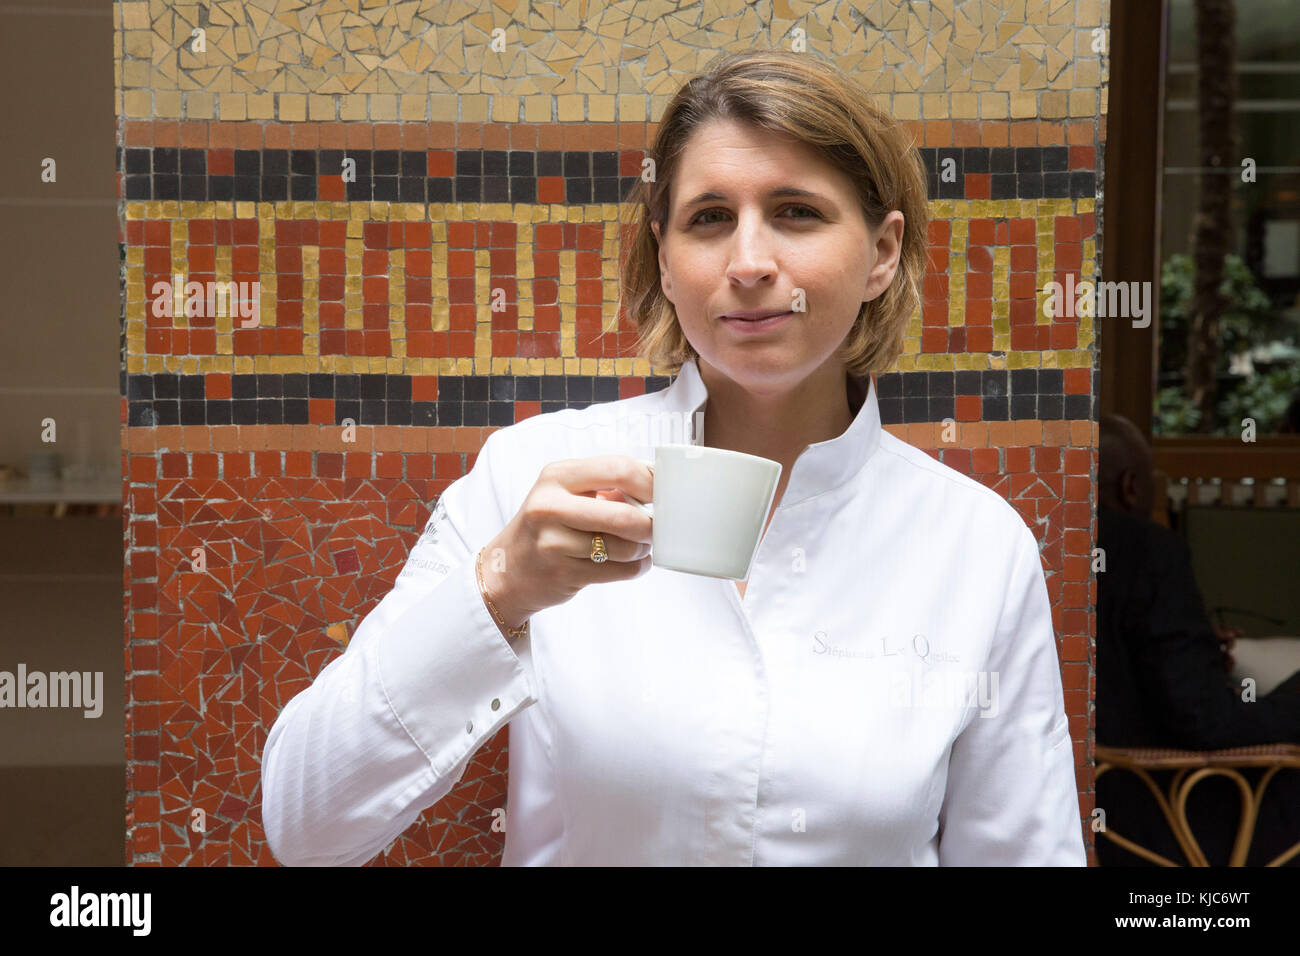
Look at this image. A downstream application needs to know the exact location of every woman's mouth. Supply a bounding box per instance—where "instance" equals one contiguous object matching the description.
[720,311,796,333]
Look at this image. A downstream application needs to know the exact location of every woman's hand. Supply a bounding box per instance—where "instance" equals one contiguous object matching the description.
[478,455,654,628]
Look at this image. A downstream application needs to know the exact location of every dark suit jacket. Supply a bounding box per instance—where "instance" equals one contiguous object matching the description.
[1097,505,1300,750]
[1096,505,1300,865]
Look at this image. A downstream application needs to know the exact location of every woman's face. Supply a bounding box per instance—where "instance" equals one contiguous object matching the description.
[651,118,903,394]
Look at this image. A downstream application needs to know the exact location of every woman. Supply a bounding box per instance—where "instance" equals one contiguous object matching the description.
[261,50,1086,866]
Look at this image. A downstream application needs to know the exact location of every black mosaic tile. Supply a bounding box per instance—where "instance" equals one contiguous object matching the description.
[878,396,902,425]
[875,372,902,399]
[283,374,309,398]
[955,370,982,395]
[962,147,989,174]
[153,373,179,399]
[234,150,260,176]
[122,368,1094,429]
[153,147,178,173]
[1015,147,1040,174]
[386,376,411,402]
[152,401,179,425]
[982,396,1009,420]
[125,148,150,174]
[926,371,954,397]
[1042,146,1069,172]
[123,147,1092,202]
[429,178,454,202]
[154,176,179,200]
[594,377,620,402]
[1010,393,1037,418]
[335,375,360,400]
[335,399,360,425]
[180,400,205,425]
[179,376,204,400]
[386,399,411,426]
[929,395,955,421]
[937,147,964,178]
[1064,394,1091,419]
[411,402,437,426]
[232,399,257,425]
[1038,394,1064,419]
[513,377,539,401]
[455,152,481,176]
[1070,171,1096,198]
[991,173,1017,199]
[373,150,399,176]
[263,151,288,175]
[129,376,153,400]
[980,370,1008,399]
[257,398,283,424]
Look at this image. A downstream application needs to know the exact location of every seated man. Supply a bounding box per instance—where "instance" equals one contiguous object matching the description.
[1096,413,1300,866]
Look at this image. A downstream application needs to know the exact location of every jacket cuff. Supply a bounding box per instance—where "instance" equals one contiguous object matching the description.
[375,557,536,779]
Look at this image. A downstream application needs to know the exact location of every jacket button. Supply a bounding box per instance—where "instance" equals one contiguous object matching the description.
[465,720,473,733]
[491,698,501,711]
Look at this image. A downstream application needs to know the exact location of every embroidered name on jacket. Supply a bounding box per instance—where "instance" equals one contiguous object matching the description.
[811,631,998,717]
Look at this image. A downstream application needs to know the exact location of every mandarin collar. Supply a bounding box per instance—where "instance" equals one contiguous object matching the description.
[657,356,883,507]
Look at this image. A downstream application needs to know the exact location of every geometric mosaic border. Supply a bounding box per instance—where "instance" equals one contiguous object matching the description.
[118,146,1097,203]
[122,198,1098,377]
[122,367,1100,428]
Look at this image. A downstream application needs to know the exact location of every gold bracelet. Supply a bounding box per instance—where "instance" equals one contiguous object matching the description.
[475,546,530,642]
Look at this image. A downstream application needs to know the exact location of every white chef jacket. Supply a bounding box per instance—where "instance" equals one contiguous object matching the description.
[260,356,1087,866]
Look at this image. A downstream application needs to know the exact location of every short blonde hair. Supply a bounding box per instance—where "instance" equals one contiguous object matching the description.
[619,49,929,378]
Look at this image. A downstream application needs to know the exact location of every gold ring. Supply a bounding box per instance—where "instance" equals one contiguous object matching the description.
[590,534,608,563]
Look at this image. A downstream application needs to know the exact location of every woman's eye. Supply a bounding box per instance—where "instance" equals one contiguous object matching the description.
[688,205,820,226]
[784,205,820,219]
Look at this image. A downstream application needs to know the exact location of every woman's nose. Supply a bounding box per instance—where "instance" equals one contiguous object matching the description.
[726,219,778,283]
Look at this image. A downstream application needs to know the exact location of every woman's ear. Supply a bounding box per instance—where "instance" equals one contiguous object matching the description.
[862,211,905,305]
[651,220,673,303]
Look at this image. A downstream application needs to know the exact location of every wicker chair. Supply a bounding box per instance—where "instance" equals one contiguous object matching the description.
[1095,743,1300,866]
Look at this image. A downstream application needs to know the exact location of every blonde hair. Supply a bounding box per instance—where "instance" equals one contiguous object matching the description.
[619,49,929,378]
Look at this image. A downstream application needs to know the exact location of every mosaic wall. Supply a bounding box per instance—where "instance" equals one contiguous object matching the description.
[118,0,1109,866]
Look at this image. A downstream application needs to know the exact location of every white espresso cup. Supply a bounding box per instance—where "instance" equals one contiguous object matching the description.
[621,444,782,580]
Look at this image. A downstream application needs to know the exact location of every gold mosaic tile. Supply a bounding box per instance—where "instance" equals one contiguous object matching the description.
[124,196,1096,377]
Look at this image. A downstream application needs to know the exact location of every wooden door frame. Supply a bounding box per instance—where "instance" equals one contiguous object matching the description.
[1099,0,1167,440]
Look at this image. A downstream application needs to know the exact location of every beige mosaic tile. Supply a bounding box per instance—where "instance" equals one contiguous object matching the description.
[116,0,1111,122]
